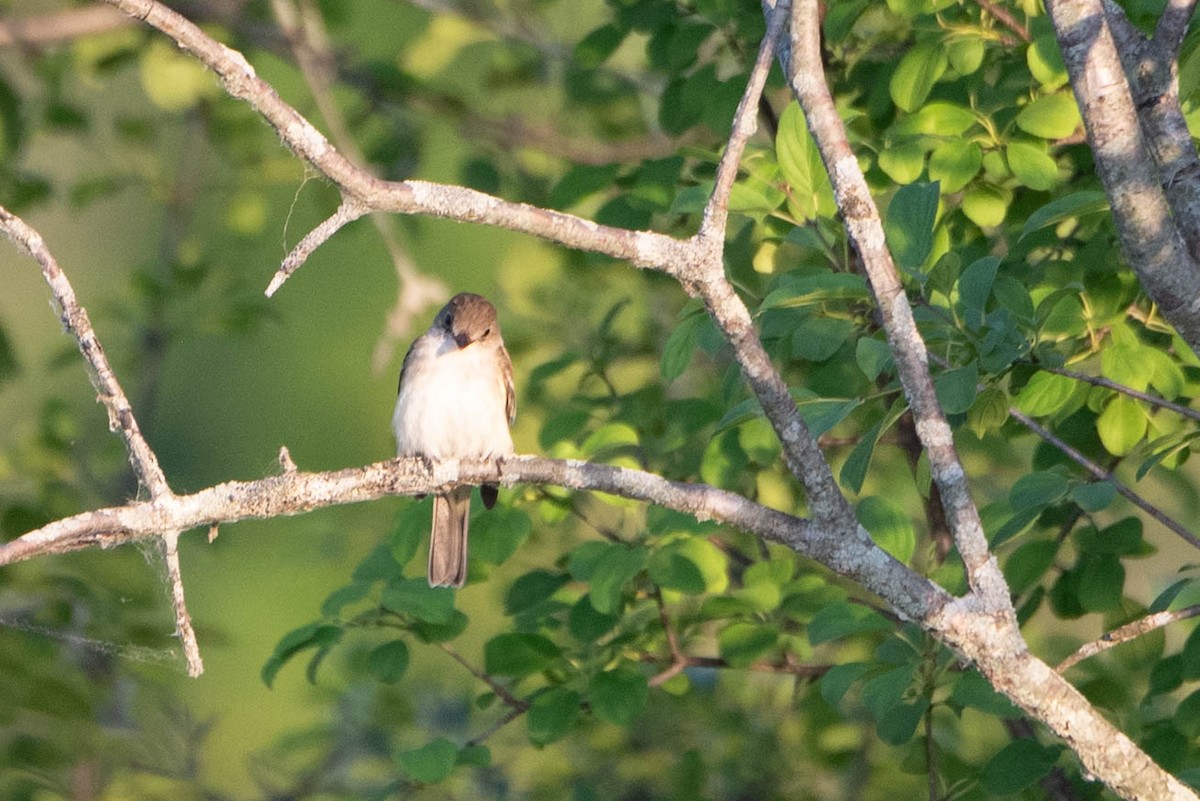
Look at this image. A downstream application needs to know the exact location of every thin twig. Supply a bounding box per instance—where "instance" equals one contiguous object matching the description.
[643,652,829,687]
[163,532,204,677]
[1056,605,1200,673]
[1009,408,1200,548]
[465,704,528,748]
[269,0,448,357]
[437,643,529,711]
[1040,364,1200,423]
[977,0,1033,43]
[267,198,371,296]
[0,206,170,498]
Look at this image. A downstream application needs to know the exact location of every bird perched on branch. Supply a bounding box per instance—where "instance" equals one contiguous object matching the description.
[393,292,515,587]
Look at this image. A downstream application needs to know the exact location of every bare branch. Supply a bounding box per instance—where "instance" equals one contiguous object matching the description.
[101,0,692,279]
[1040,364,1200,423]
[0,454,947,621]
[267,197,371,296]
[163,532,204,677]
[784,0,1009,609]
[645,653,829,687]
[0,6,133,47]
[268,0,449,349]
[1009,408,1200,548]
[1155,0,1198,54]
[977,0,1032,43]
[1057,605,1200,673]
[437,643,528,711]
[0,206,170,499]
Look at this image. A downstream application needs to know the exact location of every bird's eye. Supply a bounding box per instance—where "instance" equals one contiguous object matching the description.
[483,327,491,338]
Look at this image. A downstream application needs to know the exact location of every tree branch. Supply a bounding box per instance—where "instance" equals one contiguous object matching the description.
[784,0,1009,610]
[1039,364,1200,423]
[1009,408,1200,549]
[1047,0,1200,353]
[1056,604,1200,673]
[1155,0,1198,54]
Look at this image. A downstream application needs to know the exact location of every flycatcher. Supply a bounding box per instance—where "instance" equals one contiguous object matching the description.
[393,293,515,587]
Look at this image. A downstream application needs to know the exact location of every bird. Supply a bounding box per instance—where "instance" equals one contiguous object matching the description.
[392,292,515,587]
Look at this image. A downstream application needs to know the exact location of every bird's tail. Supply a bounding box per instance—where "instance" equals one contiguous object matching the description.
[429,486,471,587]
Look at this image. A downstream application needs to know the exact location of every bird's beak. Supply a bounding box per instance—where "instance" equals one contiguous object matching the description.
[453,332,472,349]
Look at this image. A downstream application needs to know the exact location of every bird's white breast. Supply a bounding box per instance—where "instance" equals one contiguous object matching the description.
[393,334,513,460]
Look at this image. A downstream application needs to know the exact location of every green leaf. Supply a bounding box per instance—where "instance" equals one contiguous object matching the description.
[398,738,459,784]
[661,313,703,380]
[884,181,940,272]
[1020,191,1109,240]
[928,139,982,193]
[808,601,891,645]
[505,570,570,615]
[759,272,870,310]
[589,545,647,614]
[548,163,621,210]
[962,183,1010,227]
[648,549,708,593]
[367,640,411,684]
[718,622,780,667]
[410,609,470,644]
[1006,141,1059,191]
[589,664,649,725]
[775,101,833,220]
[1010,470,1070,511]
[820,662,873,707]
[791,316,855,362]
[261,624,343,688]
[876,699,927,745]
[890,101,978,136]
[981,740,1061,795]
[470,507,532,565]
[1028,34,1069,88]
[890,41,949,112]
[950,669,1021,718]
[0,325,17,384]
[1077,553,1125,612]
[1176,689,1200,737]
[484,633,561,677]
[934,362,979,415]
[381,578,457,624]
[320,582,370,619]
[956,256,999,328]
[1015,371,1076,416]
[840,400,908,493]
[527,688,581,745]
[968,386,1010,438]
[1070,480,1116,512]
[1101,344,1152,392]
[1004,540,1058,595]
[1097,395,1147,456]
[857,496,916,563]
[856,337,893,381]
[457,744,491,768]
[1016,93,1081,139]
[877,140,926,185]
[568,594,620,641]
[947,37,985,75]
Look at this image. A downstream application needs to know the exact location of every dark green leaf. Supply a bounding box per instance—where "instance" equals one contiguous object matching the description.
[890,41,948,112]
[949,669,1020,717]
[934,362,979,415]
[759,272,870,310]
[262,623,343,688]
[876,699,927,745]
[505,570,570,615]
[857,496,916,563]
[648,549,707,593]
[884,181,940,272]
[397,738,459,784]
[1019,191,1108,240]
[1004,540,1057,595]
[718,622,779,667]
[381,578,456,624]
[470,507,532,565]
[791,316,855,362]
[367,640,410,684]
[528,687,581,745]
[956,256,999,328]
[1076,553,1125,612]
[589,545,647,614]
[981,740,1061,794]
[808,602,891,645]
[589,664,649,725]
[320,582,369,619]
[819,662,872,707]
[568,594,620,642]
[484,632,561,677]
